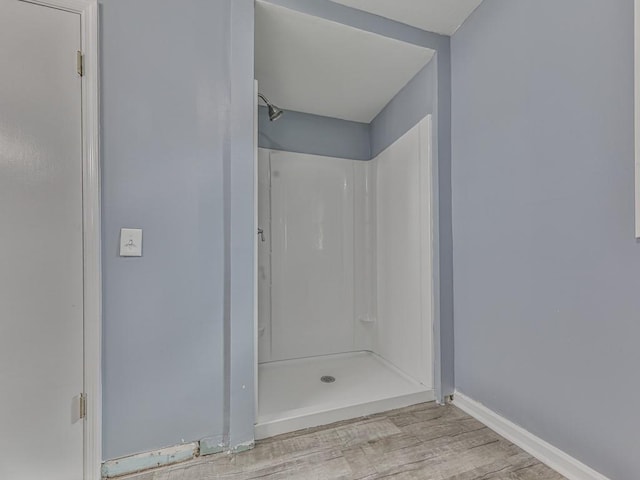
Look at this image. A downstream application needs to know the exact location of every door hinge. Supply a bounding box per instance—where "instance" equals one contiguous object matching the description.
[79,393,87,419]
[76,50,84,77]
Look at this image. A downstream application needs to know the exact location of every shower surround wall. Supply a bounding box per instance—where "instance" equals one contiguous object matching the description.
[269,150,358,360]
[373,119,433,387]
[257,149,375,363]
[258,117,433,389]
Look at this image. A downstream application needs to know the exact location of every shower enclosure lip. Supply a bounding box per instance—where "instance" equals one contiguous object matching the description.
[258,93,284,122]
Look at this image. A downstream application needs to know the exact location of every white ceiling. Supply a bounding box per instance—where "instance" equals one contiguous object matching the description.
[330,0,484,36]
[255,1,435,123]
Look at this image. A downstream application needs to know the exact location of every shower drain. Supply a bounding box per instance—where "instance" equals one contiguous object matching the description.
[320,375,336,384]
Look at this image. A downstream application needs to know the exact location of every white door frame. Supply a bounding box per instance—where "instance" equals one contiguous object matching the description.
[20,0,101,478]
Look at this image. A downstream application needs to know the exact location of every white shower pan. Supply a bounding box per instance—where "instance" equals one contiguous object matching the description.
[255,351,434,440]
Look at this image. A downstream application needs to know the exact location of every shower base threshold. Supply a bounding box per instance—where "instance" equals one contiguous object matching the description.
[255,351,434,440]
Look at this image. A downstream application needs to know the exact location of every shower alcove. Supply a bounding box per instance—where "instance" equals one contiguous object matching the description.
[254,1,438,439]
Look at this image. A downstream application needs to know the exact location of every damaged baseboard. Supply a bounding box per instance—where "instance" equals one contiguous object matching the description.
[230,440,255,453]
[101,443,199,478]
[200,435,255,456]
[199,435,226,457]
[101,439,255,478]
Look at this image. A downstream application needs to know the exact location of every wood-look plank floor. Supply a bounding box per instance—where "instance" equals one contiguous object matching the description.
[117,403,565,480]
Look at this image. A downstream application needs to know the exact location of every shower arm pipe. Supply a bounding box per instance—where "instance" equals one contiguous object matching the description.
[257,93,271,106]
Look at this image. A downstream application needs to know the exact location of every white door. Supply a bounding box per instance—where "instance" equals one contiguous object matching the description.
[0,1,85,479]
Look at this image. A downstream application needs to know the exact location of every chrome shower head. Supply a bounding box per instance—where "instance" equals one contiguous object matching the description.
[258,93,284,122]
[267,103,284,122]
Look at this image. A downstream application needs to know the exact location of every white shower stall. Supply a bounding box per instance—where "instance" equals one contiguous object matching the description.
[255,117,435,438]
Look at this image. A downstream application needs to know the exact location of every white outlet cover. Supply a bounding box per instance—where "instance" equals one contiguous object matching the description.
[120,228,142,257]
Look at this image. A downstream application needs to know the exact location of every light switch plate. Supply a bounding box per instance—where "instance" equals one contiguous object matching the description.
[120,228,142,257]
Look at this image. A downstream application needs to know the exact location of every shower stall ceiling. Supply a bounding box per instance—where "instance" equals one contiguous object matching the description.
[256,118,434,438]
[255,1,435,123]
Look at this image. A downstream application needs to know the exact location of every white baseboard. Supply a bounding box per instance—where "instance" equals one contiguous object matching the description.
[453,392,610,480]
[101,442,199,478]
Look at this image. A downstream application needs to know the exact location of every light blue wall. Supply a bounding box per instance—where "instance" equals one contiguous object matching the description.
[263,0,455,398]
[258,107,371,160]
[371,59,437,158]
[451,1,636,478]
[100,0,254,460]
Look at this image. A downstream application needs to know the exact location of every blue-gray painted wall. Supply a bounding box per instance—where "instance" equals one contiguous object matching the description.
[261,0,454,398]
[258,106,371,160]
[451,1,636,478]
[100,0,254,460]
[370,59,437,158]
